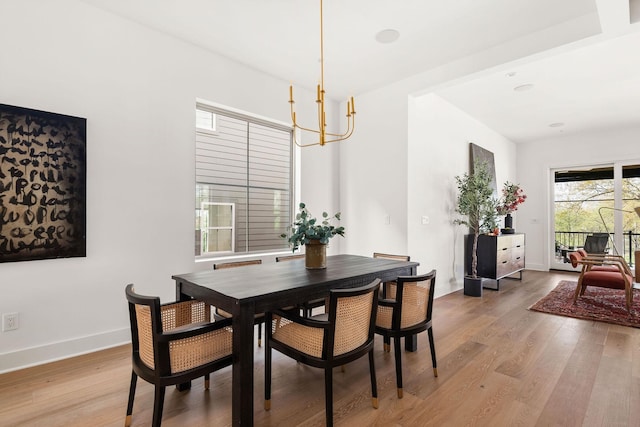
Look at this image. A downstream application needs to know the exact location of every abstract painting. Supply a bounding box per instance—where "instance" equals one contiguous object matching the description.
[0,103,86,263]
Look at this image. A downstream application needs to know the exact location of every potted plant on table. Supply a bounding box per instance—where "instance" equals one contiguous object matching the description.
[454,160,497,296]
[496,181,527,234]
[281,202,345,269]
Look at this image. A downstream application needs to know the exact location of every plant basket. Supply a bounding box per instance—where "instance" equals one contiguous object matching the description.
[464,276,483,297]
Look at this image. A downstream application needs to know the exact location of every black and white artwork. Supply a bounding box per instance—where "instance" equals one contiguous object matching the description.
[0,103,86,263]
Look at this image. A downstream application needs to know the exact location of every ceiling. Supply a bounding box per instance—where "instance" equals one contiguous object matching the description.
[82,0,640,143]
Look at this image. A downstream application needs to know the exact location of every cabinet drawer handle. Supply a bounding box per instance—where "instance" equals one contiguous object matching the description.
[516,257,521,260]
[516,245,522,248]
[501,260,508,264]
[501,248,508,251]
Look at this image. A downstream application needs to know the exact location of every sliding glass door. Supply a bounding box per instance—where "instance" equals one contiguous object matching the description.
[551,163,640,271]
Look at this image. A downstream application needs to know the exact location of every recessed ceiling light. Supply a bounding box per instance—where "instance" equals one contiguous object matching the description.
[549,122,565,128]
[505,71,517,77]
[375,29,400,44]
[513,84,534,92]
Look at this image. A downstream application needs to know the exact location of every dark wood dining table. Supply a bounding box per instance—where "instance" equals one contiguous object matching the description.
[173,254,419,426]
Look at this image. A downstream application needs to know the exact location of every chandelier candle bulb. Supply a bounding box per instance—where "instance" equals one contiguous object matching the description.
[289,85,293,102]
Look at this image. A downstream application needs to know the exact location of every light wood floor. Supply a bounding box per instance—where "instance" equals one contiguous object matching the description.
[2,269,640,426]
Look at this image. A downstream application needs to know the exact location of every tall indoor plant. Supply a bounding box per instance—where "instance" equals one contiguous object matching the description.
[281,202,345,269]
[454,161,497,296]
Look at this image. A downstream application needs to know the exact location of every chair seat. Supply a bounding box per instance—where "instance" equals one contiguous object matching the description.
[581,270,633,289]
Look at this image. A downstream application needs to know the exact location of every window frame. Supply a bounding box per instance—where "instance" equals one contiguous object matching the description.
[194,100,296,261]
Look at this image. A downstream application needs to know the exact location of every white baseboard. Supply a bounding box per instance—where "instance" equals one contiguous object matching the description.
[0,328,130,374]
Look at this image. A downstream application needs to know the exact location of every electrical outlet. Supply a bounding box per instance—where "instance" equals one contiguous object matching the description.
[2,313,19,331]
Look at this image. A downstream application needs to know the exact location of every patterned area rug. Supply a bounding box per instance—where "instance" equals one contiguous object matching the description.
[529,280,640,328]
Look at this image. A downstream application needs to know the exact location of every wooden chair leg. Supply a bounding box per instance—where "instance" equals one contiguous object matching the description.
[258,323,262,347]
[427,327,438,377]
[573,279,583,303]
[325,367,334,427]
[383,336,391,352]
[152,385,166,427]
[394,337,403,398]
[125,371,137,427]
[369,349,378,409]
[204,373,210,390]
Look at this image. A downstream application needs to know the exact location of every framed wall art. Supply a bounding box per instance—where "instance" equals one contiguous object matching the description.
[470,142,497,197]
[0,103,86,263]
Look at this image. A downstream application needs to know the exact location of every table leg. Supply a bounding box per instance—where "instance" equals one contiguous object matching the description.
[232,302,255,426]
[405,335,417,352]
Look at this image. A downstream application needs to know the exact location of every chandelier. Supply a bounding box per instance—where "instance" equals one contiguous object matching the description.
[288,0,355,147]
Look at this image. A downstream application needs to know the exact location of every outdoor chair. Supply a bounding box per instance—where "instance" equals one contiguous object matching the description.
[375,270,438,398]
[124,284,233,427]
[568,251,634,311]
[264,279,380,427]
[583,234,609,255]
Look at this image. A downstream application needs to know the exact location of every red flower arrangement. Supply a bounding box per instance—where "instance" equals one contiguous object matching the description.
[496,182,527,215]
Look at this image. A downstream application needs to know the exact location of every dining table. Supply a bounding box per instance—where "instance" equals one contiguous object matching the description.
[173,253,419,426]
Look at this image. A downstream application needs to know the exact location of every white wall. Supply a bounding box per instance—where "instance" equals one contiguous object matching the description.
[0,0,339,372]
[338,82,410,257]
[407,94,517,297]
[516,126,640,272]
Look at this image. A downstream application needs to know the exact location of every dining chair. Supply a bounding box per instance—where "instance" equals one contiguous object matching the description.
[375,270,438,398]
[373,252,411,350]
[264,279,381,427]
[568,251,634,310]
[276,253,326,316]
[213,259,265,345]
[124,284,233,427]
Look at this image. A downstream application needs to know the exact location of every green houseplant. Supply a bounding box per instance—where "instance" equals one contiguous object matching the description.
[281,202,345,269]
[454,161,497,295]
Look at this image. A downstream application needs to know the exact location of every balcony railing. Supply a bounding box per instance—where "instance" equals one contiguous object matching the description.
[555,231,640,265]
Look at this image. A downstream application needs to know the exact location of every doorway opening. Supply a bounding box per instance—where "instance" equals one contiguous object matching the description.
[551,164,640,272]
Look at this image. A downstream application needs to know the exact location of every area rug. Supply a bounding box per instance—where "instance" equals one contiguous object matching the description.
[529,280,640,328]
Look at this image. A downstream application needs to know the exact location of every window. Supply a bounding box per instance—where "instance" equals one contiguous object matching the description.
[195,103,294,257]
[198,202,235,253]
[196,108,216,132]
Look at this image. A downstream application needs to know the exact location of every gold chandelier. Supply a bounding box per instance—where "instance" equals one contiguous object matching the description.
[288,0,355,147]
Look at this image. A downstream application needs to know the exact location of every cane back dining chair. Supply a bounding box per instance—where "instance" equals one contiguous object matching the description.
[264,279,381,427]
[373,252,411,350]
[375,270,438,398]
[568,251,634,311]
[124,284,233,427]
[276,253,327,317]
[212,259,266,346]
